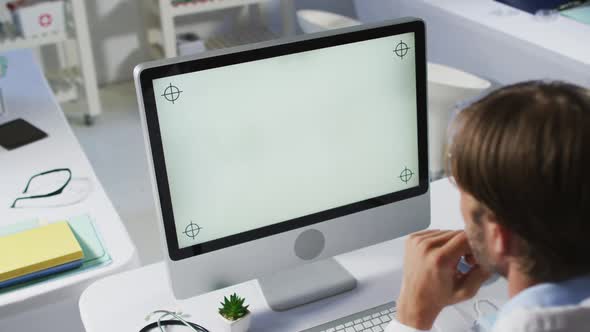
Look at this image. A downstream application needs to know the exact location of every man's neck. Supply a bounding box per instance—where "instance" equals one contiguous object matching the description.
[507,267,538,298]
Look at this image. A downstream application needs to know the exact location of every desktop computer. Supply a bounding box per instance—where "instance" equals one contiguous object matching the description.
[134,17,429,319]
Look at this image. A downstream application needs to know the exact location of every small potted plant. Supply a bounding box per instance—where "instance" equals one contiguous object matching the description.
[218,293,251,332]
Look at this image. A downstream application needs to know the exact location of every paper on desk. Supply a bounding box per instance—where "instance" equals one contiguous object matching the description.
[0,221,84,283]
[0,215,111,293]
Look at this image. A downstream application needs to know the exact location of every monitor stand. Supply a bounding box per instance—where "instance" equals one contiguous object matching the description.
[258,258,357,311]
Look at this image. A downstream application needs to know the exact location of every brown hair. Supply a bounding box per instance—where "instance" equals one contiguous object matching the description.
[448,81,590,282]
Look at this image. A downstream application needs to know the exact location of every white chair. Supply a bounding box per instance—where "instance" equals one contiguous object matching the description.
[296,10,492,178]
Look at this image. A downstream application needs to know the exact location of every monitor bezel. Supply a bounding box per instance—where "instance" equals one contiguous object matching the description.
[139,19,429,261]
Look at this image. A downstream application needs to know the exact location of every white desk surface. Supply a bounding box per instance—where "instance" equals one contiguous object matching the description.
[0,50,137,318]
[79,179,509,332]
[356,0,590,87]
[416,0,590,67]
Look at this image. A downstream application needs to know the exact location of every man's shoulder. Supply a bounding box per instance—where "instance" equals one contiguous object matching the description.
[493,302,590,332]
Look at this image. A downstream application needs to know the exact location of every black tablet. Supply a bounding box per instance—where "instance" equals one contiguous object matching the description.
[0,119,48,150]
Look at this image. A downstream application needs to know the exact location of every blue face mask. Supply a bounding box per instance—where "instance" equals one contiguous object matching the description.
[472,312,498,332]
[471,300,499,332]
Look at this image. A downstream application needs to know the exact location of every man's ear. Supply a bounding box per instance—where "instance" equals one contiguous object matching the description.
[483,213,513,258]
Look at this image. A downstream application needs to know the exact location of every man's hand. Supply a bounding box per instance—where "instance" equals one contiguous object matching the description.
[396,230,491,330]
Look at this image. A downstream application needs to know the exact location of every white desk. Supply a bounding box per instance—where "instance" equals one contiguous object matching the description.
[79,179,509,332]
[355,0,590,88]
[0,50,138,331]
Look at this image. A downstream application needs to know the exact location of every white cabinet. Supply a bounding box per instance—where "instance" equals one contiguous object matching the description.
[140,0,296,59]
[0,0,101,125]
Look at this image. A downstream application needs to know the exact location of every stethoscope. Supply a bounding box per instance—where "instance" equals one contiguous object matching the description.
[140,310,210,332]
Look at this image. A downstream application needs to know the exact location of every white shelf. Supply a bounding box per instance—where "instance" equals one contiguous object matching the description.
[140,0,295,59]
[167,0,270,17]
[205,25,277,49]
[147,25,277,58]
[52,81,79,103]
[0,32,69,52]
[47,67,81,103]
[0,0,102,124]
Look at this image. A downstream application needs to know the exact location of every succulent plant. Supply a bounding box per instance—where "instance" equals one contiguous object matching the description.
[218,293,250,321]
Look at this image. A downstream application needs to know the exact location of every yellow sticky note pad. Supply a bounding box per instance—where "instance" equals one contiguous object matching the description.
[0,222,84,283]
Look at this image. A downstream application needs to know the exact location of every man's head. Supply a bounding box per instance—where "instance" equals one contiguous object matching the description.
[447,81,590,283]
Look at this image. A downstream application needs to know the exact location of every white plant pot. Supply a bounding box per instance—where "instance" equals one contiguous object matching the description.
[219,313,251,332]
[427,63,491,178]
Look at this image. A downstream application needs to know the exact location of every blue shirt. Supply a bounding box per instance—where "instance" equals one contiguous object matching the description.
[498,274,590,319]
[386,274,590,332]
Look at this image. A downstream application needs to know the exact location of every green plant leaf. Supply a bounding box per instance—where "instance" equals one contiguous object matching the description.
[218,293,250,321]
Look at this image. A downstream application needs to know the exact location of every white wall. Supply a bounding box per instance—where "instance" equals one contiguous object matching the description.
[85,0,356,85]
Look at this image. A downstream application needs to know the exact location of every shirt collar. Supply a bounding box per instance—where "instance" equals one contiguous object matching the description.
[498,274,590,318]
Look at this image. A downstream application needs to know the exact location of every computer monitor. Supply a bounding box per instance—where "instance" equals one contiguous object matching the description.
[135,18,429,311]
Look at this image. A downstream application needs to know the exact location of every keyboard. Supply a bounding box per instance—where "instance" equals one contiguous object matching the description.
[301,301,396,332]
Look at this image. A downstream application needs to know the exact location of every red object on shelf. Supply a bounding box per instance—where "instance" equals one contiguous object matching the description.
[38,13,52,27]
